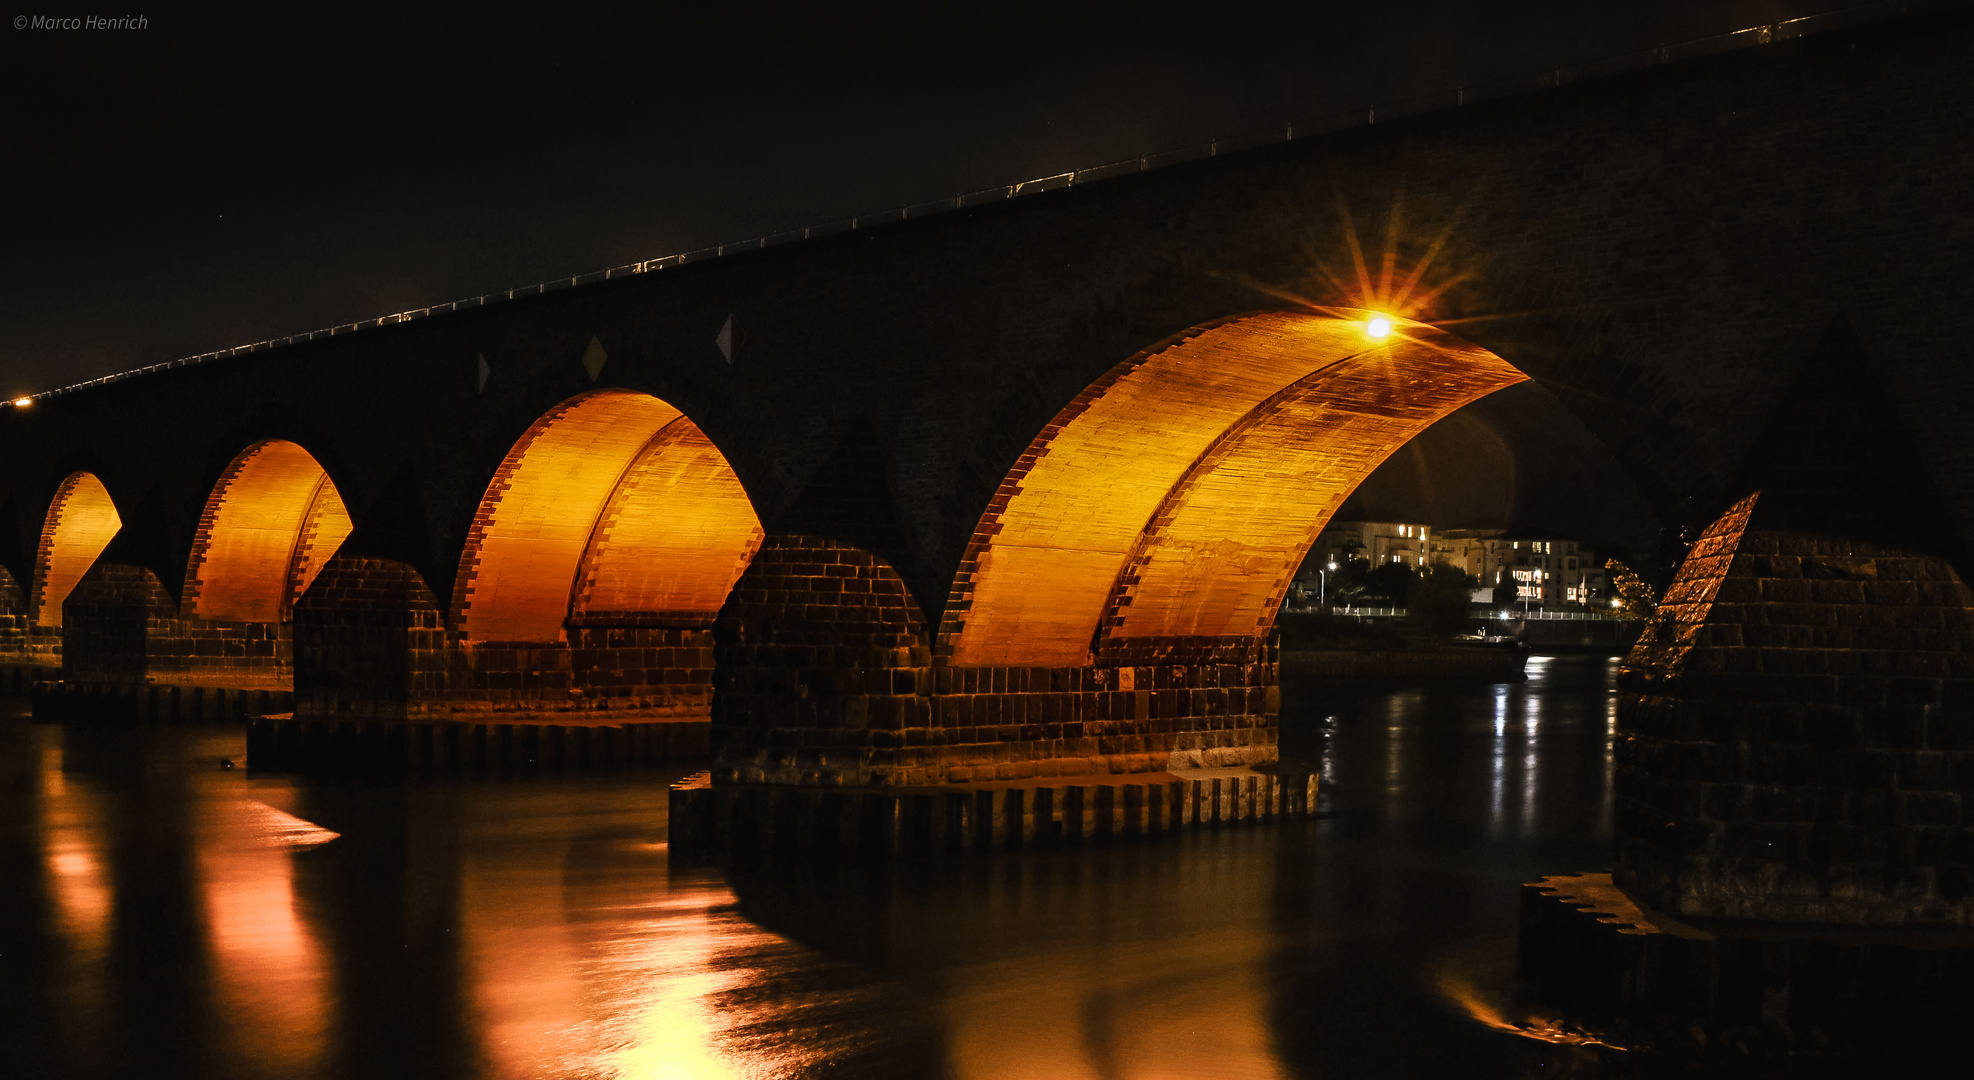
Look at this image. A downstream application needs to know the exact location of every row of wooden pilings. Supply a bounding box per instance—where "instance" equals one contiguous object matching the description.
[31,679,292,722]
[246,715,713,773]
[9,672,1317,862]
[0,665,55,697]
[669,767,1321,856]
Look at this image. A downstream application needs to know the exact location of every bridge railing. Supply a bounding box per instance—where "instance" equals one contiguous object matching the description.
[11,0,1956,406]
[1290,604,1639,622]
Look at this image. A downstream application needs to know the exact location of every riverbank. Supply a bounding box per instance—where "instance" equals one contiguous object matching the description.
[1278,609,1528,681]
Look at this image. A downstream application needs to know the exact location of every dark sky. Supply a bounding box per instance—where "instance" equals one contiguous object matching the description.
[3,1,1854,397]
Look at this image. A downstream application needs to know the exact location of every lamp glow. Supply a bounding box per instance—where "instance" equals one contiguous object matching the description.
[1365,316,1392,339]
[10,397,29,408]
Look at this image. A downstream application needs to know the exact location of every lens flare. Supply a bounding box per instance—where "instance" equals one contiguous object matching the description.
[1365,316,1392,339]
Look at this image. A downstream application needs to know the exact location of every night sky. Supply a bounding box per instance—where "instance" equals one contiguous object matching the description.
[4,1,1853,395]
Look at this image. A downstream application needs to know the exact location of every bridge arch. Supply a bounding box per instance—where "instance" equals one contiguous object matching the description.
[453,389,762,644]
[31,472,122,629]
[939,309,1526,667]
[183,440,354,623]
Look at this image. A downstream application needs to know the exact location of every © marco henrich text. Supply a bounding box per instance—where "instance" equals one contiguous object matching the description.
[15,14,148,29]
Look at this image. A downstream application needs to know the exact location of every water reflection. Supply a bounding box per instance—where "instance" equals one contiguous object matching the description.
[40,735,113,954]
[452,803,807,1079]
[199,802,334,1077]
[1,657,1626,1079]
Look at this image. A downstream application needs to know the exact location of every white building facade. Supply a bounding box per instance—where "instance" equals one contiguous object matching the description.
[1305,520,1433,570]
[1429,529,1606,607]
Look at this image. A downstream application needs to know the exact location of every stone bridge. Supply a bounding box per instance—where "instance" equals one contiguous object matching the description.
[2,6,1971,910]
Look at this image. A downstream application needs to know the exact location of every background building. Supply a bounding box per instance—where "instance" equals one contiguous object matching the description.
[1431,529,1605,607]
[1295,522,1608,609]
[1306,520,1432,570]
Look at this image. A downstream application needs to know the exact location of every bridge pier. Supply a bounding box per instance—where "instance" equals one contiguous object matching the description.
[1612,321,1974,927]
[0,565,59,686]
[293,553,718,723]
[711,535,1280,789]
[290,555,448,720]
[1613,506,1974,925]
[253,553,713,770]
[1522,320,1974,1052]
[34,560,297,719]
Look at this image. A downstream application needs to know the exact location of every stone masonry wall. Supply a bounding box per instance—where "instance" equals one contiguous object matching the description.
[62,561,291,689]
[444,627,715,719]
[293,555,449,719]
[0,565,59,668]
[1616,493,1974,925]
[714,535,1278,787]
[294,554,717,721]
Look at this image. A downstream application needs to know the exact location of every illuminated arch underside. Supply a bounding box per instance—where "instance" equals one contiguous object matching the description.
[187,440,354,623]
[33,472,122,629]
[457,390,762,643]
[946,310,1526,667]
[573,420,763,625]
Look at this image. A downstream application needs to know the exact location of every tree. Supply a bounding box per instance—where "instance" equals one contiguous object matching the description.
[1408,559,1480,641]
[1328,557,1372,605]
[1604,558,1659,619]
[1361,561,1417,602]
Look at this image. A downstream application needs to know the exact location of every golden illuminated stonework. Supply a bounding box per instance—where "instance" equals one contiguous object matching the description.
[940,309,1524,667]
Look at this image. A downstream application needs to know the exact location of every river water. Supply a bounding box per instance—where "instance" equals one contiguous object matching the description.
[0,656,1624,1079]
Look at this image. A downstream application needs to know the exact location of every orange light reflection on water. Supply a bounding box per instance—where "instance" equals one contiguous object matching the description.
[198,795,338,1076]
[462,838,812,1080]
[1435,967,1624,1050]
[39,738,111,954]
[596,894,771,1080]
[943,932,1289,1080]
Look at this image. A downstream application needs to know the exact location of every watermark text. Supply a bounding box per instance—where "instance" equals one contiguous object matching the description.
[14,14,148,30]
